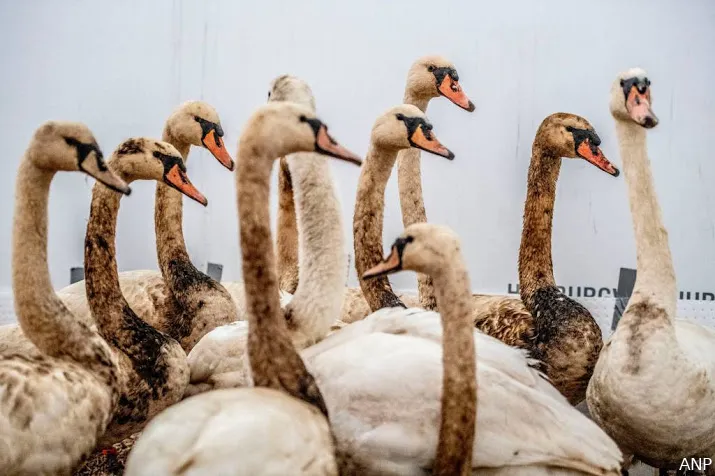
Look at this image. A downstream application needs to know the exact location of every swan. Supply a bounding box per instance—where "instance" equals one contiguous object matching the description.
[0,121,127,475]
[586,68,715,473]
[187,75,348,395]
[301,223,623,475]
[125,101,362,476]
[474,112,619,404]
[396,55,475,311]
[78,137,209,447]
[353,104,454,311]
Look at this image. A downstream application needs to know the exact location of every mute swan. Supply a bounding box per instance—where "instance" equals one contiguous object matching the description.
[76,137,203,446]
[187,76,348,395]
[301,223,623,475]
[476,113,619,404]
[587,68,715,473]
[354,104,454,311]
[397,55,475,311]
[0,122,127,475]
[125,101,362,476]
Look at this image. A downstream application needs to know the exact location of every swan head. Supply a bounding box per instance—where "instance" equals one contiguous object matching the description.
[109,138,207,206]
[371,104,455,159]
[164,100,234,171]
[268,75,316,111]
[610,68,658,129]
[28,121,130,195]
[362,223,461,278]
[238,102,362,165]
[406,55,475,112]
[536,113,619,177]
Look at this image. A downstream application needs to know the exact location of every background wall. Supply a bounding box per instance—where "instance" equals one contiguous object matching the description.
[1,0,714,328]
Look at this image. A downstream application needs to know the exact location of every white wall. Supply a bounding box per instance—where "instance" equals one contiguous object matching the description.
[1,1,714,316]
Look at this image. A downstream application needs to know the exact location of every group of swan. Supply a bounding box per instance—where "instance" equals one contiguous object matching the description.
[0,55,712,476]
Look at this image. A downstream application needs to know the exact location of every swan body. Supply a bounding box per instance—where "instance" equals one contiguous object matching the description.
[587,69,715,471]
[304,306,622,475]
[1,121,126,475]
[126,388,337,476]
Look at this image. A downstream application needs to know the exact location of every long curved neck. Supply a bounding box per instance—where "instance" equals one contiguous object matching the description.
[518,143,559,308]
[353,143,405,311]
[284,152,345,347]
[238,146,329,417]
[276,157,299,293]
[84,181,137,338]
[155,128,206,298]
[431,259,477,476]
[398,91,437,310]
[11,159,116,385]
[616,120,676,315]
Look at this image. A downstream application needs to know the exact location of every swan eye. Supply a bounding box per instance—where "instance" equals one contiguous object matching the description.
[395,113,405,121]
[620,79,625,87]
[427,65,435,72]
[153,151,161,158]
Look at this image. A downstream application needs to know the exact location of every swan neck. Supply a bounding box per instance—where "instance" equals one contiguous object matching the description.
[11,159,116,385]
[353,143,405,311]
[238,145,329,416]
[402,90,429,112]
[398,90,437,310]
[284,152,346,347]
[155,130,201,290]
[431,260,477,476]
[518,143,559,306]
[84,179,133,336]
[616,120,677,312]
[276,157,299,293]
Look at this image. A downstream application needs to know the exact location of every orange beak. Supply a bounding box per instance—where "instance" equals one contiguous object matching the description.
[410,126,455,159]
[164,164,208,206]
[438,75,475,112]
[577,141,619,177]
[315,125,363,166]
[202,129,235,171]
[362,246,402,279]
[626,86,658,129]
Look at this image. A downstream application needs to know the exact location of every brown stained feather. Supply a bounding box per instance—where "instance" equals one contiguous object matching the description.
[276,157,300,294]
[74,433,139,476]
[471,294,536,349]
[84,178,188,445]
[619,297,670,376]
[353,145,406,312]
[514,113,605,404]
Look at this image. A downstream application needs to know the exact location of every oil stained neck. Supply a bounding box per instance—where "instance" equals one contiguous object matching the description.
[518,143,560,308]
[154,131,210,304]
[353,143,406,311]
